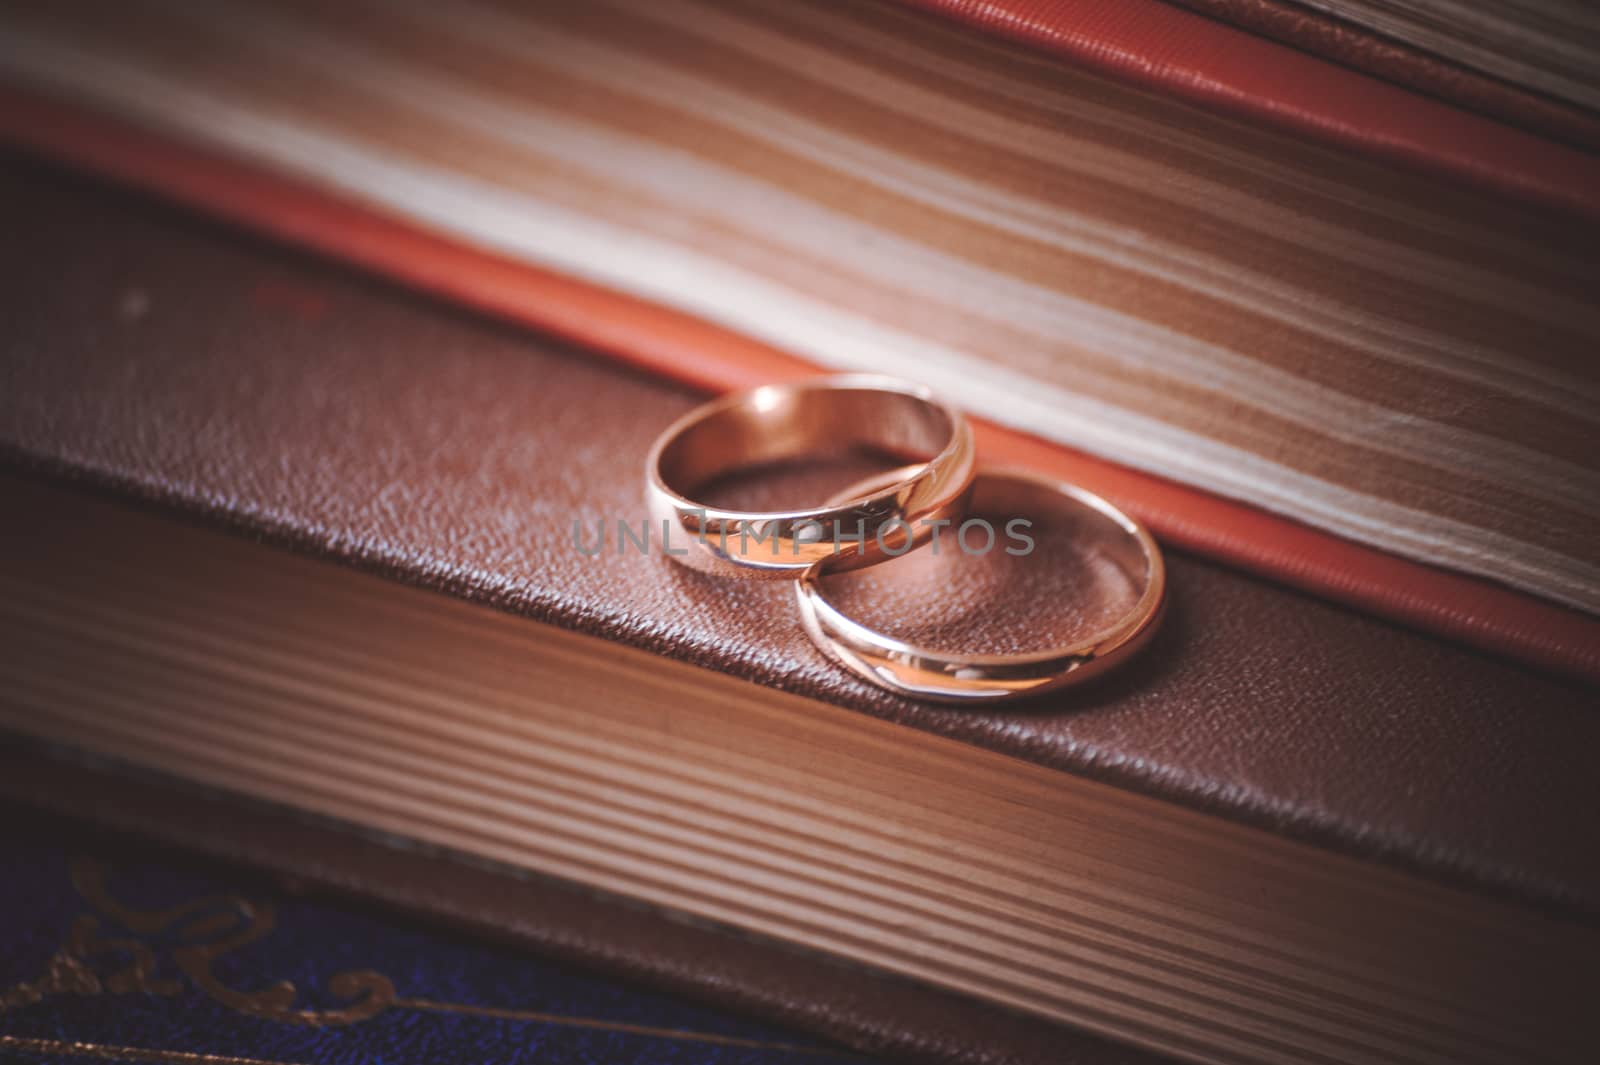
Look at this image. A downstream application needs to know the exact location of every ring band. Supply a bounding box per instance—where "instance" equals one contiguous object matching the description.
[794,467,1166,701]
[646,375,976,579]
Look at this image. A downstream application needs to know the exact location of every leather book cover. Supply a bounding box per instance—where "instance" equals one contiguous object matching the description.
[3,153,1598,923]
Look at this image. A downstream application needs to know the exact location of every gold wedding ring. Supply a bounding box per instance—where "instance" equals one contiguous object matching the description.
[646,375,976,579]
[794,468,1166,702]
[644,378,1164,700]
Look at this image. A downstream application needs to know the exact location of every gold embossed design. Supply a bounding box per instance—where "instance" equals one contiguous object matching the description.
[0,1028,847,1064]
[0,856,852,1058]
[1,856,395,1026]
[0,1034,315,1064]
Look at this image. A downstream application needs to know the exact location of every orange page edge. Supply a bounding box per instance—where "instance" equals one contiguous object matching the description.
[2,85,1595,685]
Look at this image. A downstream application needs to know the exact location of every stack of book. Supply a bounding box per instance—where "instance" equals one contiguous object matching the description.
[0,2,1595,1063]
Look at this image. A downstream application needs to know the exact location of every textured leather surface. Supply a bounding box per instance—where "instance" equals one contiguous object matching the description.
[890,0,1600,219]
[1162,0,1600,152]
[1,155,1597,926]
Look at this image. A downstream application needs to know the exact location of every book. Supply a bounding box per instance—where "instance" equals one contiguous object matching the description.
[1,0,1598,683]
[0,760,1165,1065]
[1177,0,1600,119]
[0,812,871,1065]
[900,0,1600,172]
[1092,0,1600,151]
[1,157,1593,1065]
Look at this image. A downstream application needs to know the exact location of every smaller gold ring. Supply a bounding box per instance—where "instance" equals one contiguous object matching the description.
[794,467,1166,702]
[645,375,976,579]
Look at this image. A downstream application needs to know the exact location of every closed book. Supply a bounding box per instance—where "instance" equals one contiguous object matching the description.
[1157,0,1600,138]
[0,814,876,1065]
[1,157,1594,1065]
[3,0,1599,689]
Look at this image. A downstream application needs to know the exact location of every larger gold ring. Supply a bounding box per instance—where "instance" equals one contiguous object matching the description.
[646,375,976,579]
[794,468,1166,701]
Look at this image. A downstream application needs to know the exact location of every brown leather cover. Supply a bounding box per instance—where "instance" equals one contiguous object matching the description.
[1161,0,1600,152]
[3,144,1598,945]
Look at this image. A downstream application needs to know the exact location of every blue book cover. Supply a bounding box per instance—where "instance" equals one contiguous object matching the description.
[0,826,868,1065]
